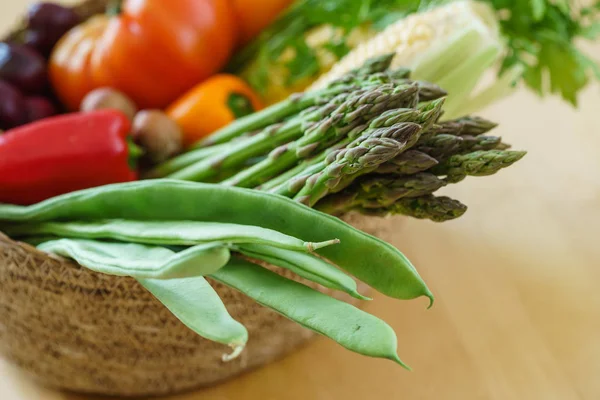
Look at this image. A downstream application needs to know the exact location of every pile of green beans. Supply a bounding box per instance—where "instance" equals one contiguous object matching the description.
[0,180,433,366]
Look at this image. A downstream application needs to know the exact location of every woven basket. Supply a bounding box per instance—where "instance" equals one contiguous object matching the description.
[0,1,406,397]
[0,213,401,397]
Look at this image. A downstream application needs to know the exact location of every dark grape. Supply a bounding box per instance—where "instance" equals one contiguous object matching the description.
[23,29,55,57]
[0,80,27,130]
[28,3,80,29]
[24,96,57,123]
[0,43,47,94]
[26,3,81,56]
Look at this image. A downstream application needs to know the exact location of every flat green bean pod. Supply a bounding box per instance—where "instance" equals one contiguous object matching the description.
[34,238,247,359]
[139,277,248,361]
[37,239,231,279]
[236,243,370,301]
[211,258,409,367]
[0,180,432,303]
[6,220,339,252]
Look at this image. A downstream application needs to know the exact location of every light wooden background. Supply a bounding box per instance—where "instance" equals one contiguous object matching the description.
[1,1,599,399]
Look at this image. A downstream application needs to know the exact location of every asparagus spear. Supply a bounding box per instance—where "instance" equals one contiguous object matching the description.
[267,99,444,197]
[416,134,464,160]
[196,74,445,150]
[167,89,364,181]
[196,54,400,148]
[268,98,446,198]
[375,150,439,175]
[315,173,447,215]
[424,116,498,138]
[257,144,342,192]
[145,141,233,178]
[432,150,527,183]
[293,123,423,207]
[358,195,468,222]
[170,81,436,182]
[457,135,502,152]
[327,53,397,86]
[453,116,499,135]
[223,105,420,188]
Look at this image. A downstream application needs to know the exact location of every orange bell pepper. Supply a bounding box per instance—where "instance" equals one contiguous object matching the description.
[49,0,237,111]
[166,74,263,147]
[230,0,295,45]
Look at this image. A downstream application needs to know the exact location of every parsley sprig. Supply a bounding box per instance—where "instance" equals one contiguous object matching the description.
[229,0,600,106]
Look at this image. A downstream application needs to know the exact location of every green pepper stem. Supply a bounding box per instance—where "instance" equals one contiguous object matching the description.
[127,137,144,171]
[106,0,123,16]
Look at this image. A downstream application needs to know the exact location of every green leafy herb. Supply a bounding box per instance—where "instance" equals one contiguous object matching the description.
[486,0,600,105]
[231,0,600,106]
[228,0,435,90]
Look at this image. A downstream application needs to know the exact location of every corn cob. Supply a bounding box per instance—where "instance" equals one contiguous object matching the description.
[308,1,510,119]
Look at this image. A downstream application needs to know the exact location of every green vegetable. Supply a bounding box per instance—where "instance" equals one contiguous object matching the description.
[197,53,396,148]
[6,220,339,252]
[138,276,247,361]
[416,134,464,160]
[33,235,408,364]
[227,0,426,89]
[211,257,409,367]
[34,238,247,357]
[222,106,423,188]
[315,173,447,215]
[150,55,524,222]
[358,194,468,222]
[145,143,232,178]
[37,239,231,279]
[0,180,433,303]
[375,150,439,175]
[431,150,527,183]
[488,0,600,105]
[235,243,369,300]
[292,122,424,206]
[230,0,600,106]
[168,82,421,182]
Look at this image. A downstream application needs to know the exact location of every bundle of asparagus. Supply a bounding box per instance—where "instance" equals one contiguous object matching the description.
[150,54,525,222]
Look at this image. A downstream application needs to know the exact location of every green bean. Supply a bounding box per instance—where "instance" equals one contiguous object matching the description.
[0,180,432,303]
[6,220,339,252]
[139,276,247,361]
[236,243,370,301]
[211,257,408,367]
[37,239,231,279]
[34,238,247,359]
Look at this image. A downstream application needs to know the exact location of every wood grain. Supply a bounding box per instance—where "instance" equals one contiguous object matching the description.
[1,1,599,399]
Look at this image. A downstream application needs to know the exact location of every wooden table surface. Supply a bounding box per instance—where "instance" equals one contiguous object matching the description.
[2,1,599,399]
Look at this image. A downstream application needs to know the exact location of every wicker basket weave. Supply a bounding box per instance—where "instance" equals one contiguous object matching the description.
[0,1,405,396]
[0,213,400,397]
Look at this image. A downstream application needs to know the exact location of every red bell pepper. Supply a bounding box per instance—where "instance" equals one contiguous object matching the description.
[0,109,138,205]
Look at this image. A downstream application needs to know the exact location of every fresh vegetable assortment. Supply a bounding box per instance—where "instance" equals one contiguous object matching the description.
[0,180,433,363]
[0,0,594,369]
[154,54,524,221]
